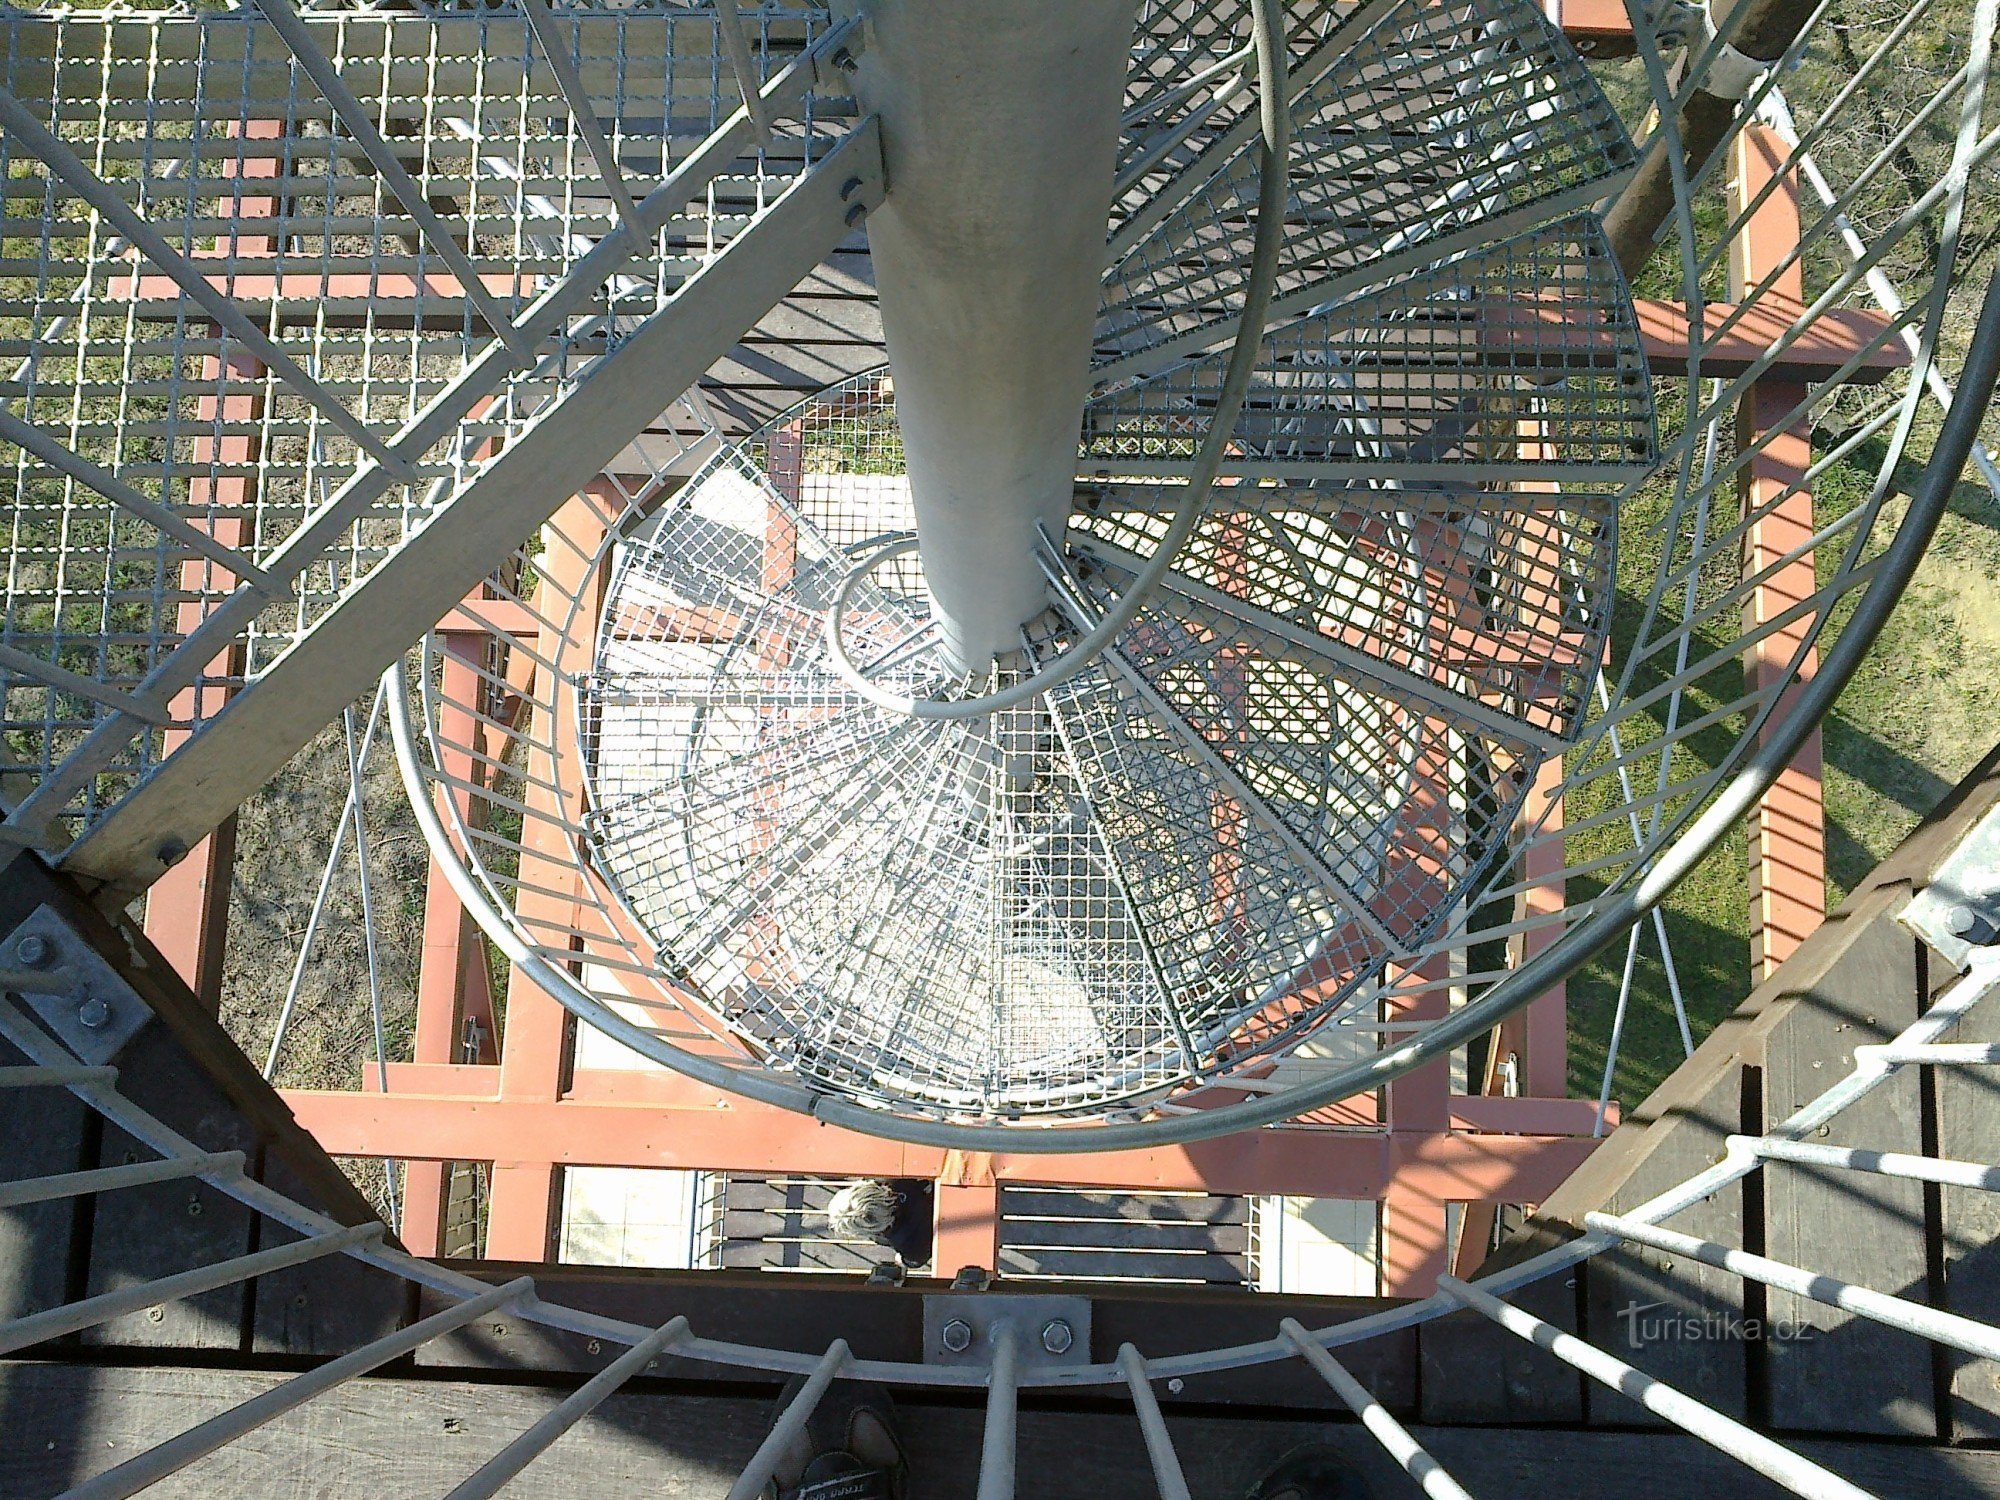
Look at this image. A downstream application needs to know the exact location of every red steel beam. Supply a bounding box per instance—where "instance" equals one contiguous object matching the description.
[1475,297,1908,383]
[934,1153,1003,1277]
[1634,298,1906,383]
[1733,126,1827,981]
[404,631,504,1256]
[1511,753,1571,1099]
[280,1083,1596,1204]
[142,121,284,1009]
[479,499,610,1261]
[435,597,545,641]
[367,1061,1611,1137]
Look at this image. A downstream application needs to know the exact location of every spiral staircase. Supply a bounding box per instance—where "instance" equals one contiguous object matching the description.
[0,0,1998,1493]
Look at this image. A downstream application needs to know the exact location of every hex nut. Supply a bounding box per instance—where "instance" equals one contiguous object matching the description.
[1040,1319,1074,1355]
[941,1318,973,1353]
[76,996,111,1030]
[13,934,50,967]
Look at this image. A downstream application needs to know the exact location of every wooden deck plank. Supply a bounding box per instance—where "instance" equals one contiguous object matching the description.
[1000,1189,1249,1226]
[1421,1221,1586,1424]
[999,1217,1250,1252]
[1580,1062,1751,1426]
[0,854,103,1327]
[998,1246,1250,1283]
[1934,944,2000,1441]
[10,1361,1998,1499]
[405,1263,1410,1413]
[249,1154,412,1358]
[412,1264,927,1374]
[714,1241,880,1272]
[0,1032,91,1324]
[1760,915,1932,1436]
[78,1026,259,1353]
[0,853,381,1233]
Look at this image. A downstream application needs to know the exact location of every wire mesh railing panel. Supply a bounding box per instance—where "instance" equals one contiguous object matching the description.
[0,6,851,845]
[578,443,1200,1115]
[1096,0,1637,377]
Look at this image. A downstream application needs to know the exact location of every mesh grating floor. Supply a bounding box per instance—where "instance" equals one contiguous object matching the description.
[0,6,849,836]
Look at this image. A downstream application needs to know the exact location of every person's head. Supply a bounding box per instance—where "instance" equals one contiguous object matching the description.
[825,1179,900,1241]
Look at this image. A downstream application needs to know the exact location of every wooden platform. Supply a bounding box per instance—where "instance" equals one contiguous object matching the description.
[7,1362,2000,1500]
[1513,739,2000,1443]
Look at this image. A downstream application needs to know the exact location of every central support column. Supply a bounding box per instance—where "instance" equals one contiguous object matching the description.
[851,0,1135,671]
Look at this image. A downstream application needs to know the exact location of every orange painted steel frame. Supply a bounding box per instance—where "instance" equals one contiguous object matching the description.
[1733,125,1828,981]
[141,120,283,1010]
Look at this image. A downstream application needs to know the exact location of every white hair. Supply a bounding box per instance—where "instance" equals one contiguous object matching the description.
[825,1179,899,1240]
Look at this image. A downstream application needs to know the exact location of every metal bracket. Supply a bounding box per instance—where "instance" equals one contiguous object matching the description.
[923,1292,1091,1369]
[1901,799,2000,970]
[1,904,151,1064]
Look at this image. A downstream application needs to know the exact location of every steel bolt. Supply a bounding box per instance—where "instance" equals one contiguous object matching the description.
[940,1318,973,1354]
[1948,903,1980,936]
[76,996,110,1030]
[1040,1319,1074,1356]
[13,934,50,967]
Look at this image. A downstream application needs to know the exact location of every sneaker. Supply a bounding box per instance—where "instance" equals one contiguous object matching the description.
[762,1376,908,1500]
[1245,1443,1379,1500]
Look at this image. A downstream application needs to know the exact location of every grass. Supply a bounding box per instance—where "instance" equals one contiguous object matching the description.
[1566,448,2000,1108]
[1556,0,2000,1108]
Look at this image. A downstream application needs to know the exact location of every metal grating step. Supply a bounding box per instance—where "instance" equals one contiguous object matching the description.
[998,1186,1254,1287]
[710,1175,910,1274]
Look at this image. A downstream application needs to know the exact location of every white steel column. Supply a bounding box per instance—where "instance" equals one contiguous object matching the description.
[851,0,1136,670]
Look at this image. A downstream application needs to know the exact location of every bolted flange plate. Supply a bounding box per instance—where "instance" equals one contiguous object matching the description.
[1,904,151,1064]
[1901,799,2000,970]
[922,1292,1091,1368]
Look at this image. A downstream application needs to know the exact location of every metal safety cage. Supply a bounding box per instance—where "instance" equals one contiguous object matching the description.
[390,0,2000,1146]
